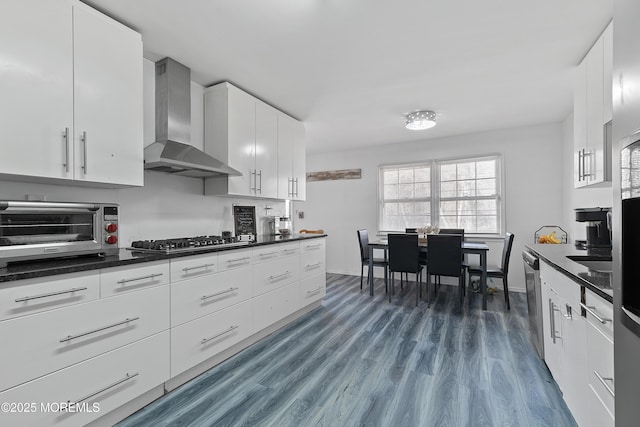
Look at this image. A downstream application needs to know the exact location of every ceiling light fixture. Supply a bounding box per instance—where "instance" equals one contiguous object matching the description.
[405,110,437,130]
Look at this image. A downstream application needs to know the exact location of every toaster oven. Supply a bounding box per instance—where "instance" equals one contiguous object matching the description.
[0,201,119,267]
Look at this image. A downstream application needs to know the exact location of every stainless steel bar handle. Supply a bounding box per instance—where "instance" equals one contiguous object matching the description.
[117,273,163,285]
[563,304,572,320]
[201,287,239,301]
[594,370,615,397]
[72,372,139,405]
[258,170,262,194]
[306,243,322,249]
[227,256,251,263]
[307,286,324,295]
[182,263,216,272]
[284,248,298,253]
[60,317,140,343]
[294,178,299,197]
[580,303,612,324]
[15,287,88,303]
[259,251,278,257]
[578,150,583,181]
[63,127,70,172]
[269,271,290,280]
[0,201,100,211]
[288,177,293,197]
[306,262,322,269]
[250,170,256,192]
[82,131,88,174]
[549,299,557,343]
[201,325,239,344]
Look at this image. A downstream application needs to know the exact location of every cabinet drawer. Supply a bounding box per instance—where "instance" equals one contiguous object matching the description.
[252,256,300,296]
[301,251,326,279]
[170,253,218,283]
[171,266,252,327]
[0,272,99,322]
[540,261,581,309]
[0,285,169,392]
[170,300,252,377]
[0,331,169,427]
[100,261,169,297]
[252,242,300,264]
[588,384,615,427]
[301,238,325,254]
[253,282,301,332]
[586,319,615,415]
[584,288,613,340]
[301,273,326,304]
[217,248,253,272]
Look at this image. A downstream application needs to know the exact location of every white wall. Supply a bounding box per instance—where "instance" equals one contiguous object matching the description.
[295,123,566,292]
[561,112,613,242]
[0,59,285,244]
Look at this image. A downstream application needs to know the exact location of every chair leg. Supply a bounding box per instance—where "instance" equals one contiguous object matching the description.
[389,272,394,302]
[360,264,364,289]
[504,276,510,310]
[416,271,420,306]
[459,275,464,305]
[384,266,388,294]
[426,274,431,306]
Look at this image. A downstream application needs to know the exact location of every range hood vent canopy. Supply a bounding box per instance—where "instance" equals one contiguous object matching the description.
[144,57,241,178]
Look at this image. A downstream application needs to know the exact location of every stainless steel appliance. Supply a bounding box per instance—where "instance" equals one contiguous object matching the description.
[523,249,544,358]
[575,207,612,249]
[128,235,248,254]
[0,200,119,267]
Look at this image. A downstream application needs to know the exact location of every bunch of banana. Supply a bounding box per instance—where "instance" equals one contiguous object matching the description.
[538,231,561,244]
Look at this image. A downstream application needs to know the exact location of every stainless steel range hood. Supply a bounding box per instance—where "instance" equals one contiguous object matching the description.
[144,58,241,178]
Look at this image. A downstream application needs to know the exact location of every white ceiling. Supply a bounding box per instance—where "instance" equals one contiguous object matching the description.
[84,0,611,154]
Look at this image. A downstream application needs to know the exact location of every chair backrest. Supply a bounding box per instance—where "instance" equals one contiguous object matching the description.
[357,229,369,262]
[426,234,463,277]
[501,232,515,274]
[388,233,421,273]
[439,228,465,240]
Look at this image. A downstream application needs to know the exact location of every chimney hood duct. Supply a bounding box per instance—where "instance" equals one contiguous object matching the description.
[144,57,241,178]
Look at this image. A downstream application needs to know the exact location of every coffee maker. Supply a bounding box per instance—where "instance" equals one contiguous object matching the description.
[575,207,612,248]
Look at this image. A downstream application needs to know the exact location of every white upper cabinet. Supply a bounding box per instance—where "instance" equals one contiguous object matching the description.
[277,112,306,200]
[574,22,612,188]
[205,82,304,199]
[0,0,143,187]
[72,4,143,186]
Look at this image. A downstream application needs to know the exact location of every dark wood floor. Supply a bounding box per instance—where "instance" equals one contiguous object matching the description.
[117,274,577,427]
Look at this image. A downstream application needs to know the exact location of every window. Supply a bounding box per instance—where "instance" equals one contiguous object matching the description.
[379,155,502,234]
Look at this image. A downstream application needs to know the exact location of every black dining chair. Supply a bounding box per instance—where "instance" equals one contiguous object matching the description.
[431,229,464,292]
[467,232,515,309]
[357,229,388,292]
[387,233,423,305]
[425,234,465,305]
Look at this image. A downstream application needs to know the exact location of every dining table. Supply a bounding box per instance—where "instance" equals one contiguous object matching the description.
[368,239,491,310]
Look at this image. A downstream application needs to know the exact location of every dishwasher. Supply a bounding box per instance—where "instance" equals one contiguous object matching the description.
[523,249,544,359]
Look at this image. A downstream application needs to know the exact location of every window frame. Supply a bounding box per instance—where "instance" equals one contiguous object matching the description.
[377,154,505,236]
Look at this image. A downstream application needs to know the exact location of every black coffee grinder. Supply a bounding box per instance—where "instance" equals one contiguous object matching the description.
[575,207,612,248]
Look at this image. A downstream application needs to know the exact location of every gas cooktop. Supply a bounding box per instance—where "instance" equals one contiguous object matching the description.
[127,235,248,254]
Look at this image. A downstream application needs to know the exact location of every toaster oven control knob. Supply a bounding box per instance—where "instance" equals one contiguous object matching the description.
[105,223,118,233]
[105,235,118,245]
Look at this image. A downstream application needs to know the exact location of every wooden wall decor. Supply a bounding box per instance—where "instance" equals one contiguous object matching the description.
[306,168,362,182]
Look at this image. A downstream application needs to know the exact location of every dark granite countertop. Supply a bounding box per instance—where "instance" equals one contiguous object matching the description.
[0,234,327,284]
[524,243,612,303]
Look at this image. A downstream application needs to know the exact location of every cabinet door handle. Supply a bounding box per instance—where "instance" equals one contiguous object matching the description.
[306,262,322,269]
[117,273,163,285]
[307,286,324,295]
[81,131,88,174]
[288,177,293,197]
[15,287,88,303]
[60,317,140,343]
[549,299,561,343]
[295,178,299,197]
[580,302,612,324]
[594,370,615,397]
[578,149,582,181]
[72,372,139,405]
[259,251,278,257]
[201,325,239,344]
[283,248,298,253]
[306,243,322,249]
[201,287,239,301]
[258,170,262,194]
[63,127,70,172]
[226,256,251,263]
[268,271,290,280]
[182,263,216,272]
[250,170,256,193]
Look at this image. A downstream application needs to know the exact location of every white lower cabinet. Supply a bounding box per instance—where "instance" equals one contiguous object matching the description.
[100,261,170,297]
[587,385,614,427]
[253,256,300,296]
[0,285,169,392]
[300,273,326,304]
[0,331,169,427]
[253,282,302,331]
[170,266,252,327]
[170,300,252,377]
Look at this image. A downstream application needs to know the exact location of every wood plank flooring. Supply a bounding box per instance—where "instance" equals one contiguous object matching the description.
[117,274,577,427]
